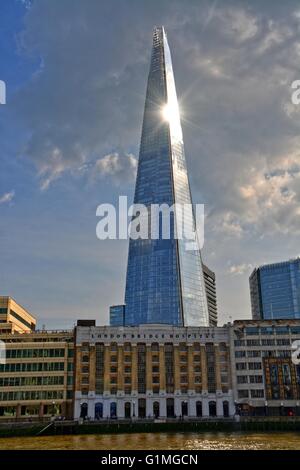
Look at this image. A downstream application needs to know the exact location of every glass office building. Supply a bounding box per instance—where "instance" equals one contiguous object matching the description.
[250,258,300,320]
[109,305,125,327]
[124,27,209,327]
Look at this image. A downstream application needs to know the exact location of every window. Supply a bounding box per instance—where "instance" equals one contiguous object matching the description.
[251,389,264,398]
[249,375,263,384]
[277,339,290,346]
[245,327,259,336]
[235,351,246,358]
[262,339,275,346]
[247,350,261,358]
[260,327,274,335]
[247,339,260,346]
[234,340,245,347]
[248,362,262,370]
[275,326,290,335]
[237,376,248,384]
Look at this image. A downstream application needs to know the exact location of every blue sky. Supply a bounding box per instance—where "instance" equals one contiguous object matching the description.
[1,0,300,328]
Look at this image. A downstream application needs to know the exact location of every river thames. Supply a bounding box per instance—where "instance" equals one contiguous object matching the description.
[0,432,299,450]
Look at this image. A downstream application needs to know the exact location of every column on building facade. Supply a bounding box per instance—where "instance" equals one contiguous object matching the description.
[117,345,124,392]
[214,344,222,392]
[217,399,224,417]
[188,398,196,417]
[16,403,21,420]
[75,347,82,393]
[146,345,152,393]
[89,345,96,393]
[174,345,180,392]
[103,344,110,394]
[188,344,195,393]
[159,344,166,393]
[131,344,138,393]
[201,399,209,417]
[61,401,67,418]
[39,402,43,419]
[200,345,208,393]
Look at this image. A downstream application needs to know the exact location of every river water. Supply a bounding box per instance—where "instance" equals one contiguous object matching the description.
[0,432,299,450]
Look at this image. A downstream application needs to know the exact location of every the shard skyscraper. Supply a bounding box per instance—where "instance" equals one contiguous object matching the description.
[124,26,209,327]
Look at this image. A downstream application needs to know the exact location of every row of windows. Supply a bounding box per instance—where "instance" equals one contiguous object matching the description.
[235,339,291,347]
[0,390,64,401]
[0,362,70,372]
[103,354,203,364]
[236,362,262,371]
[237,375,264,384]
[0,376,64,387]
[235,350,291,358]
[5,349,65,359]
[8,310,35,330]
[238,389,264,399]
[236,325,300,338]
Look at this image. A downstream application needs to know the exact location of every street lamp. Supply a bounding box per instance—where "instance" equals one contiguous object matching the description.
[265,400,268,417]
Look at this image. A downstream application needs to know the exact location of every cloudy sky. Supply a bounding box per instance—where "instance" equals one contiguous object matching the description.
[1,0,300,328]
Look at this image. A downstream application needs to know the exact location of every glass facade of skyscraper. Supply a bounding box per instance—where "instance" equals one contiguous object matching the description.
[109,305,125,327]
[250,258,300,320]
[124,27,209,327]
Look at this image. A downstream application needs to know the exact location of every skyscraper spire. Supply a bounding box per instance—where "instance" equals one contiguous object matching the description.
[124,27,209,327]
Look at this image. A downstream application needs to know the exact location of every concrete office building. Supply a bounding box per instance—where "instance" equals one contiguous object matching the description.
[229,319,300,416]
[74,323,234,420]
[0,296,36,334]
[0,328,74,421]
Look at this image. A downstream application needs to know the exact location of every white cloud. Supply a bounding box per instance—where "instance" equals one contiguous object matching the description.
[216,211,243,238]
[228,263,253,275]
[93,152,137,184]
[0,191,15,205]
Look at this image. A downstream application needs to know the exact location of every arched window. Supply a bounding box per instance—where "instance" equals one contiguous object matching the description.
[153,401,160,419]
[95,402,103,419]
[209,401,216,417]
[80,402,88,419]
[223,401,229,418]
[110,402,117,419]
[124,402,131,419]
[181,401,188,417]
[166,398,174,418]
[138,398,146,418]
[196,401,202,417]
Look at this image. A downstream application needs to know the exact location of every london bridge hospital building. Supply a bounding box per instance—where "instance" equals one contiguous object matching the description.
[74,323,234,420]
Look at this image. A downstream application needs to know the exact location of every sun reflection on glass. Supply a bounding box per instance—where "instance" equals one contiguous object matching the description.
[162,100,179,123]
